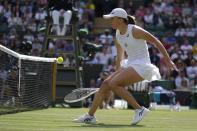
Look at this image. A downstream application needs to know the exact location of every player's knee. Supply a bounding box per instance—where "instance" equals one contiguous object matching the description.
[108,80,121,91]
[100,79,111,91]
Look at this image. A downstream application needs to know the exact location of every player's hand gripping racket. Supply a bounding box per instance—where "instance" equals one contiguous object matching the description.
[64,88,99,103]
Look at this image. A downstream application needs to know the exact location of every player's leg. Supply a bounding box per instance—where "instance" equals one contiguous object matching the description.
[73,69,123,123]
[108,67,150,125]
[88,67,142,116]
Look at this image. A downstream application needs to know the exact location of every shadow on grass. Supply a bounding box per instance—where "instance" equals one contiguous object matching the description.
[72,123,145,128]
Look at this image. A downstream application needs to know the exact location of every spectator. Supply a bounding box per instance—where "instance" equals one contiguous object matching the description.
[95,47,112,65]
[166,32,176,44]
[162,0,173,15]
[144,8,154,24]
[173,4,182,15]
[175,70,189,89]
[182,2,191,16]
[35,8,46,23]
[186,59,197,79]
[99,29,114,45]
[7,13,17,28]
[180,39,193,55]
[150,48,160,66]
[32,37,42,52]
[23,29,34,42]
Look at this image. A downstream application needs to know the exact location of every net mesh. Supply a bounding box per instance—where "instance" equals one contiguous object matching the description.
[0,45,56,114]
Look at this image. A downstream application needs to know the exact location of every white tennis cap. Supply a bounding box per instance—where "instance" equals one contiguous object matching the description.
[103,8,128,19]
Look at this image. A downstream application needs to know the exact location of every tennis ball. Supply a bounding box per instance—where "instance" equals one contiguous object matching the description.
[57,57,63,63]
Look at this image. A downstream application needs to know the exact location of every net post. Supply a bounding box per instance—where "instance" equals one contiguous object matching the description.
[52,60,57,107]
[18,58,21,97]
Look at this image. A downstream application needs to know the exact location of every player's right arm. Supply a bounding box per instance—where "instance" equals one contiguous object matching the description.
[115,38,124,70]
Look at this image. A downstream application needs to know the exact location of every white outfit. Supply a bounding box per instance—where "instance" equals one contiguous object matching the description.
[116,24,161,81]
[52,10,72,35]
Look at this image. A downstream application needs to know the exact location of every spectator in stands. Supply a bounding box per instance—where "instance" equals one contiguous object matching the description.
[0,12,7,25]
[7,13,17,28]
[150,48,160,67]
[186,59,197,79]
[180,78,189,89]
[182,2,192,17]
[162,0,173,15]
[175,25,185,37]
[173,4,182,15]
[27,18,37,32]
[152,0,163,15]
[153,13,164,26]
[23,29,34,42]
[35,8,46,24]
[32,48,41,56]
[65,40,74,51]
[166,32,176,44]
[0,33,9,46]
[32,37,42,52]
[184,52,194,66]
[144,8,154,24]
[95,47,112,65]
[99,29,114,45]
[180,39,193,55]
[135,5,145,18]
[175,70,189,89]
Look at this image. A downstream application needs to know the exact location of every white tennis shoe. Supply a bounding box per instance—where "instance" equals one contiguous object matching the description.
[73,113,97,123]
[131,106,150,125]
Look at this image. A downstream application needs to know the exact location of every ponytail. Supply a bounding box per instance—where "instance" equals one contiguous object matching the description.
[123,15,136,25]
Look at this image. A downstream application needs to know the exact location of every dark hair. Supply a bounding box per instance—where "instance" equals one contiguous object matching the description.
[123,15,136,25]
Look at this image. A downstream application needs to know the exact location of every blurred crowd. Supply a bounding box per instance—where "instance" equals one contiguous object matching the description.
[0,0,197,92]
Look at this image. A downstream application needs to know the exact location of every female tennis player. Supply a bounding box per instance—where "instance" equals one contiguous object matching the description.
[73,8,178,125]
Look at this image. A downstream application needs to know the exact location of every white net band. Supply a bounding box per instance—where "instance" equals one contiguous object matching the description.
[0,45,56,62]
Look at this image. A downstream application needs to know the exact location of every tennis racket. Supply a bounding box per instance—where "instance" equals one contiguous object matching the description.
[64,88,99,103]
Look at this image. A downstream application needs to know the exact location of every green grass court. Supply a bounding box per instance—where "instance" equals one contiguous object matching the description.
[0,108,197,131]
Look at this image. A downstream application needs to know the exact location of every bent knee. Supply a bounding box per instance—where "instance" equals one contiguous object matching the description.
[100,79,111,90]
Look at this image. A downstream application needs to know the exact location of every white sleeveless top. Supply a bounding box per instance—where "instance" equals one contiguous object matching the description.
[116,24,151,64]
[116,24,161,81]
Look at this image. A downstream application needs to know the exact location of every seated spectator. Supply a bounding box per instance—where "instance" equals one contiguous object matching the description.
[182,2,191,16]
[180,39,193,55]
[99,29,113,45]
[175,70,189,89]
[0,12,7,25]
[35,8,47,24]
[175,25,185,37]
[32,37,42,52]
[152,0,163,15]
[135,5,145,18]
[23,29,34,42]
[153,13,164,26]
[173,3,182,15]
[150,48,160,67]
[166,32,176,44]
[7,13,17,28]
[144,8,154,24]
[95,47,113,65]
[162,1,173,15]
[186,59,197,79]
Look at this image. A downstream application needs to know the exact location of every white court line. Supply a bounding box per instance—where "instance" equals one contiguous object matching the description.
[0,127,85,131]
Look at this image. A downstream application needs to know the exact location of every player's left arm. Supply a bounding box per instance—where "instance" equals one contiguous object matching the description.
[132,25,178,72]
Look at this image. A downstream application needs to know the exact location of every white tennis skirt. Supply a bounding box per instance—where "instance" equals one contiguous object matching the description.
[120,59,161,82]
